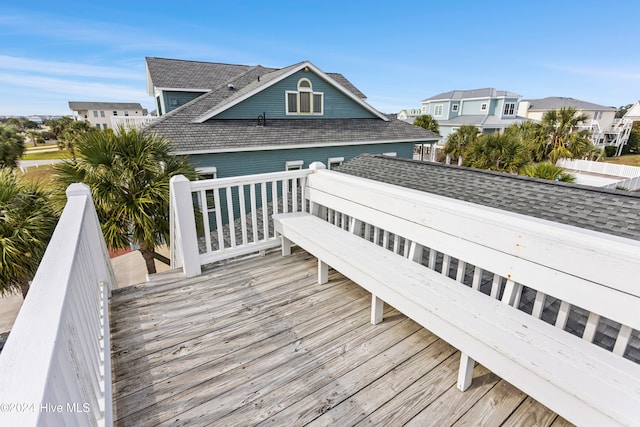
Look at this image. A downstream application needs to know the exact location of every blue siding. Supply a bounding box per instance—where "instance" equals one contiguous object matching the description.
[163,91,205,113]
[216,70,377,120]
[188,142,416,178]
[461,99,490,115]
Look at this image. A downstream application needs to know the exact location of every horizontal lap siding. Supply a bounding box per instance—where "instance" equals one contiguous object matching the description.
[188,143,414,179]
[216,70,378,119]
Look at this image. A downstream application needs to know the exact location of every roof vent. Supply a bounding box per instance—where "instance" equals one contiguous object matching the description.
[227,84,235,90]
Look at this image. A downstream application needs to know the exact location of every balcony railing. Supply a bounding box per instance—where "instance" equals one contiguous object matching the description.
[0,184,116,426]
[111,116,156,133]
[169,169,312,277]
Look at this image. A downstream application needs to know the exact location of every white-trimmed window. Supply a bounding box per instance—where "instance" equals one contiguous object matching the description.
[327,157,344,169]
[196,167,218,213]
[452,104,459,112]
[481,103,487,111]
[503,102,516,116]
[197,166,218,180]
[93,110,98,118]
[95,123,101,128]
[100,111,105,117]
[124,111,129,117]
[286,79,323,115]
[285,160,304,171]
[434,104,443,117]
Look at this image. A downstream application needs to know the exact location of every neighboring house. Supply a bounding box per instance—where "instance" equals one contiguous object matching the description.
[419,88,528,140]
[396,109,421,123]
[518,97,631,154]
[145,58,441,178]
[68,102,149,130]
[623,100,640,122]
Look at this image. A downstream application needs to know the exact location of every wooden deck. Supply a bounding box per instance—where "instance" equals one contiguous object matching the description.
[110,249,572,426]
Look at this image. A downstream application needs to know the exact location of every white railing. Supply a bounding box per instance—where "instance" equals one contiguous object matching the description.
[0,183,115,426]
[111,116,156,133]
[603,175,640,191]
[170,168,313,277]
[557,158,640,179]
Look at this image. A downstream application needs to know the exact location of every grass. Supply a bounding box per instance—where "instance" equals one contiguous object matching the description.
[604,154,640,167]
[21,150,69,161]
[15,165,58,188]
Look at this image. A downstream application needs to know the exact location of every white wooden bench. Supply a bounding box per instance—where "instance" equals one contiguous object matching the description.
[272,169,640,427]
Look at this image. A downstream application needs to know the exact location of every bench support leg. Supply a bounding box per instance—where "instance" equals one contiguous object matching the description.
[457,352,475,391]
[371,295,384,324]
[281,236,291,256]
[318,260,328,284]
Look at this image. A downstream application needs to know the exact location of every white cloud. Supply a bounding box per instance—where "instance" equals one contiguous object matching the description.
[0,55,141,80]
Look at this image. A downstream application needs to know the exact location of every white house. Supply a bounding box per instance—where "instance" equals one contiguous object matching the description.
[68,102,149,130]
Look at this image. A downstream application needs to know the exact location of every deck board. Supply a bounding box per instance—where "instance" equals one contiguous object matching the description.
[110,248,569,426]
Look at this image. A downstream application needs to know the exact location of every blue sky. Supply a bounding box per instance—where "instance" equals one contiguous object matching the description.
[1,1,639,116]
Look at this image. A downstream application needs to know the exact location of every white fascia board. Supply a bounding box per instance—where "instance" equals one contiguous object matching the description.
[171,137,439,155]
[193,61,389,123]
[155,87,212,93]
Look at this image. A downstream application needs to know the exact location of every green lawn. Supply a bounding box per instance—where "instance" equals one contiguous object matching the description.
[16,165,58,188]
[605,154,640,167]
[21,150,69,161]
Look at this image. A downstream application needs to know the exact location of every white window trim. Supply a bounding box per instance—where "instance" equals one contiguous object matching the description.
[327,157,344,169]
[196,166,218,179]
[285,78,324,116]
[285,160,304,170]
[481,103,488,111]
[503,102,516,116]
[452,104,459,112]
[434,104,444,117]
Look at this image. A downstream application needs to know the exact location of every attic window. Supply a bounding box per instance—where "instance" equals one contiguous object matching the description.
[286,78,323,115]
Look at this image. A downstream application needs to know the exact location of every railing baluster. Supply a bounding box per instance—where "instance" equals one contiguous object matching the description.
[283,179,289,214]
[214,187,224,250]
[490,274,501,299]
[250,184,258,243]
[441,254,450,277]
[583,312,600,343]
[199,190,212,252]
[555,301,571,330]
[226,186,236,247]
[261,182,269,240]
[613,325,632,356]
[292,178,298,212]
[455,260,466,283]
[239,184,248,245]
[428,248,437,270]
[471,266,482,290]
[531,291,546,319]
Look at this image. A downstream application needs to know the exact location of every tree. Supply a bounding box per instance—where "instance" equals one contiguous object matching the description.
[464,132,530,173]
[444,125,479,165]
[54,127,198,274]
[0,124,26,169]
[537,107,593,163]
[520,162,576,183]
[0,171,59,298]
[413,114,440,134]
[26,129,44,147]
[58,120,94,160]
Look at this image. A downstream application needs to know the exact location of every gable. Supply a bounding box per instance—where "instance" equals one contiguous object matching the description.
[213,69,378,120]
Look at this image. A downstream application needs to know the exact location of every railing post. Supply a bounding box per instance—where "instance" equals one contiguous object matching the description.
[170,175,202,278]
[308,162,326,216]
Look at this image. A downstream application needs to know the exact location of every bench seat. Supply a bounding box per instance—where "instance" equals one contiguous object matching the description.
[273,211,640,426]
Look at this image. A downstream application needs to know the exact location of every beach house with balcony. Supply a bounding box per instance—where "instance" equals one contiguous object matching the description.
[419,88,528,140]
[144,57,441,178]
[68,101,149,130]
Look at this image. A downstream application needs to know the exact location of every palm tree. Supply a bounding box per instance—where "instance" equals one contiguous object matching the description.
[520,162,576,182]
[0,124,26,169]
[54,127,198,274]
[464,133,530,173]
[538,107,593,163]
[413,114,440,134]
[444,125,479,165]
[0,171,59,298]
[59,120,94,160]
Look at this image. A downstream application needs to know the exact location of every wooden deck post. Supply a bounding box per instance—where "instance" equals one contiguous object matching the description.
[318,260,328,284]
[169,175,201,278]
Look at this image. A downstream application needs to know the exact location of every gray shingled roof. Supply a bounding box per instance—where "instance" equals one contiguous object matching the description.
[146,62,440,153]
[145,57,366,98]
[422,88,521,102]
[68,102,144,110]
[335,154,640,241]
[522,97,615,111]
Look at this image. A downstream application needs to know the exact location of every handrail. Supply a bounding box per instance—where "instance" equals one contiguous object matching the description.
[170,169,313,277]
[0,183,115,426]
[557,158,640,179]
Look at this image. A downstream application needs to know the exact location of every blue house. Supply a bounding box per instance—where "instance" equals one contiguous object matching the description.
[420,88,529,140]
[145,57,441,178]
